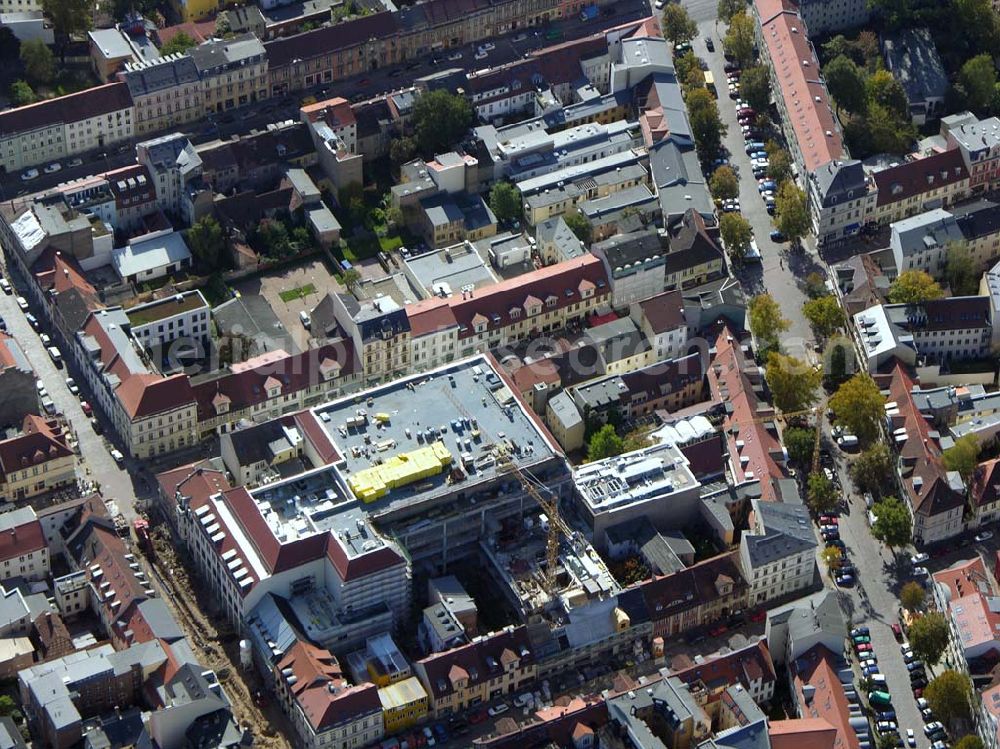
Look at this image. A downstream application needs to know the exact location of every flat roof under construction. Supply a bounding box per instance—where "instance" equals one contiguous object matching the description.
[313,355,559,512]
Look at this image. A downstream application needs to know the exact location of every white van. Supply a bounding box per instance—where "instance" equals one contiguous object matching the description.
[870,674,888,688]
[299,310,311,330]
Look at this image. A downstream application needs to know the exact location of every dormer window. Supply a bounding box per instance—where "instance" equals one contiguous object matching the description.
[264,376,281,398]
[545,294,558,308]
[510,307,521,320]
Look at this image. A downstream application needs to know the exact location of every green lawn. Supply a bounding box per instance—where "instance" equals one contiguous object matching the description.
[344,233,404,262]
[278,283,317,302]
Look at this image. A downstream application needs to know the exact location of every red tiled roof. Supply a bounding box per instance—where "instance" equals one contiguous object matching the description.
[277,640,345,698]
[301,97,356,128]
[75,521,149,626]
[670,640,776,694]
[707,326,784,499]
[792,646,861,749]
[0,511,45,562]
[298,681,381,731]
[406,255,610,340]
[641,550,748,620]
[769,718,838,749]
[116,373,195,419]
[264,13,399,69]
[888,364,964,518]
[156,460,231,508]
[0,415,73,478]
[755,1,845,173]
[417,626,533,700]
[293,410,342,465]
[637,290,685,334]
[191,342,358,422]
[873,150,969,208]
[326,531,405,582]
[975,458,1000,509]
[932,557,993,600]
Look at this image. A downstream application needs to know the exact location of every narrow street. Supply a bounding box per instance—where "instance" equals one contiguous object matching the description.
[689,21,820,361]
[0,272,140,520]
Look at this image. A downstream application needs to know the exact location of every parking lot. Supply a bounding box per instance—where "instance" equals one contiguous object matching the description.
[233,257,342,351]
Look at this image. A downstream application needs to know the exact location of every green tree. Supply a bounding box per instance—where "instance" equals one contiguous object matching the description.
[389,135,417,166]
[588,424,624,461]
[784,427,816,466]
[564,211,592,244]
[805,272,828,299]
[724,12,756,67]
[871,497,913,553]
[41,0,91,38]
[412,89,473,155]
[0,696,14,717]
[945,240,978,295]
[710,165,740,200]
[829,373,884,444]
[341,267,361,288]
[807,471,839,514]
[849,444,895,498]
[822,35,854,63]
[254,218,292,258]
[765,351,820,413]
[953,0,1000,61]
[674,50,701,89]
[766,147,793,184]
[960,54,998,113]
[749,293,791,355]
[488,182,522,225]
[720,212,753,263]
[954,737,985,749]
[900,580,925,611]
[821,545,842,570]
[943,433,980,484]
[866,69,909,121]
[160,31,198,56]
[925,670,973,724]
[865,102,916,155]
[867,0,915,30]
[662,4,697,45]
[909,612,951,666]
[186,216,225,271]
[775,181,811,244]
[9,80,35,106]
[20,39,54,86]
[717,0,743,23]
[853,30,880,69]
[824,55,868,115]
[687,87,726,159]
[803,295,845,338]
[740,65,771,112]
[887,270,945,303]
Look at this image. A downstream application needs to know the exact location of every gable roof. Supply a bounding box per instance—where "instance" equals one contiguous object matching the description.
[641,551,748,620]
[873,149,969,208]
[0,415,73,478]
[416,626,533,700]
[405,255,609,340]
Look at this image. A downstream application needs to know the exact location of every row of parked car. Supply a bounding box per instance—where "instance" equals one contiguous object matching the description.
[820,512,855,587]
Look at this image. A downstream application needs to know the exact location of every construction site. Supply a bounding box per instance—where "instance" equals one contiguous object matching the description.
[143,523,293,749]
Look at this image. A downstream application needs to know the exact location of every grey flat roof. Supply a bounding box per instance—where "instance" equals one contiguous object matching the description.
[112,231,191,278]
[313,355,559,512]
[404,242,497,296]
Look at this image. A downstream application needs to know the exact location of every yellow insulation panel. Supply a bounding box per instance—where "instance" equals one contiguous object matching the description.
[349,441,453,502]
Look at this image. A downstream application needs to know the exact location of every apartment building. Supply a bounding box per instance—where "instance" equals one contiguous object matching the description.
[944,113,1000,194]
[0,507,49,583]
[808,160,874,247]
[663,209,727,291]
[591,229,667,308]
[0,332,38,428]
[413,627,536,718]
[192,344,362,436]
[887,364,966,546]
[795,0,870,34]
[310,293,411,384]
[121,53,203,136]
[753,0,846,186]
[78,308,199,459]
[189,34,268,115]
[738,499,817,606]
[869,148,970,226]
[0,82,134,173]
[0,416,75,504]
[889,208,964,277]
[125,290,210,353]
[953,199,1000,271]
[406,255,611,371]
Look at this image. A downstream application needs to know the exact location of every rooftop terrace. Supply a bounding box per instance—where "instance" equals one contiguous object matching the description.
[574,440,698,514]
